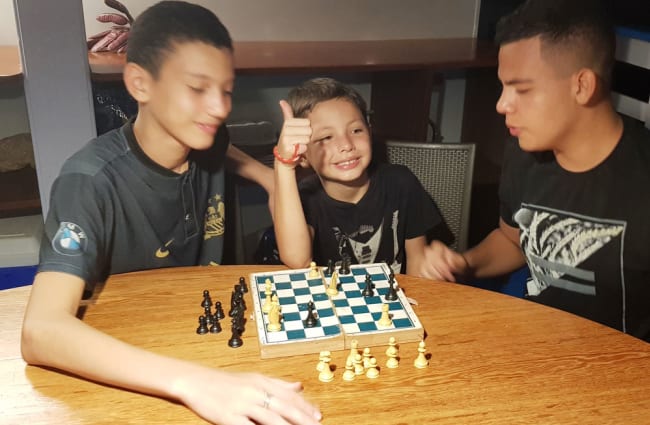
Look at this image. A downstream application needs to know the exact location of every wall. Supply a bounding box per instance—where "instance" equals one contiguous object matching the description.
[2,0,480,225]
[1,0,480,138]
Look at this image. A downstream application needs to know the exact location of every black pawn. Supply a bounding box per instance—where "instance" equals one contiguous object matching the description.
[209,316,222,333]
[196,315,209,335]
[324,259,335,276]
[239,276,249,293]
[214,301,225,320]
[201,290,212,308]
[204,306,213,325]
[385,278,398,301]
[362,274,374,297]
[303,301,318,328]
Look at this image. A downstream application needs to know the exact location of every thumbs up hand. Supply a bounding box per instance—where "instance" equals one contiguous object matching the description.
[275,100,312,167]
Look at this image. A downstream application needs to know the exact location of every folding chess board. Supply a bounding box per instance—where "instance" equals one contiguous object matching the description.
[250,263,424,359]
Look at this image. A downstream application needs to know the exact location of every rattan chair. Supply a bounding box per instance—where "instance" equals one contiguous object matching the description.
[384,141,475,251]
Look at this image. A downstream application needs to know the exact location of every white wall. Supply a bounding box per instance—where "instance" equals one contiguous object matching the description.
[0,0,18,44]
[82,0,479,41]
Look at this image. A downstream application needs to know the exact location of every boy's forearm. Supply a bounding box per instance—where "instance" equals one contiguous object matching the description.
[21,275,199,402]
[226,145,274,193]
[273,162,312,268]
[463,226,525,279]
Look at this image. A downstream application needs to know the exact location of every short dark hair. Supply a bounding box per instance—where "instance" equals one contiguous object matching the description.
[495,0,615,85]
[287,78,369,124]
[127,1,232,78]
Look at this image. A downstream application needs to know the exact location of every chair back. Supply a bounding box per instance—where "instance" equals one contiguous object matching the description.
[385,141,475,251]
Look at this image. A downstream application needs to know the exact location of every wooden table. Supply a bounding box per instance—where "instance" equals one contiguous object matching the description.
[2,265,649,424]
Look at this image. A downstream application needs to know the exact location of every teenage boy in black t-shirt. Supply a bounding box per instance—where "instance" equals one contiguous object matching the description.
[21,3,322,424]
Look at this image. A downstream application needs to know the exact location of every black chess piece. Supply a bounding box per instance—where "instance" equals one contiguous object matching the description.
[229,291,238,317]
[201,289,212,308]
[362,274,374,297]
[324,259,335,276]
[385,278,398,301]
[196,315,209,335]
[232,285,246,310]
[209,316,222,333]
[214,301,225,320]
[340,256,351,275]
[204,306,213,325]
[233,309,246,334]
[239,276,249,293]
[303,301,318,328]
[228,322,243,348]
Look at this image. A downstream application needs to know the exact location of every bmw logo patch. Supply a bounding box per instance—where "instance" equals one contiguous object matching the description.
[52,222,88,256]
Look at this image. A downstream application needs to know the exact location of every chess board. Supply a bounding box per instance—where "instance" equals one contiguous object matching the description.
[250,263,424,359]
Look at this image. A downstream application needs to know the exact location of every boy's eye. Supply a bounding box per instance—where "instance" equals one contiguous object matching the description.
[314,135,332,144]
[189,86,205,93]
[352,128,364,134]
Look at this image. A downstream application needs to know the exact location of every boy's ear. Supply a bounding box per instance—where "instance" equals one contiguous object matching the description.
[573,68,598,106]
[123,62,152,103]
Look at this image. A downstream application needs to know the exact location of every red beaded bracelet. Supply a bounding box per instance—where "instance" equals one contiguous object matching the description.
[273,144,301,165]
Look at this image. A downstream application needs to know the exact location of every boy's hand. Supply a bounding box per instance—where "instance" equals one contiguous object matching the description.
[176,368,322,425]
[276,100,312,167]
[420,240,470,282]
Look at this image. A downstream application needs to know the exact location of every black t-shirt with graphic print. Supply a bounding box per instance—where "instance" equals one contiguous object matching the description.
[299,163,443,274]
[39,121,229,292]
[500,117,650,341]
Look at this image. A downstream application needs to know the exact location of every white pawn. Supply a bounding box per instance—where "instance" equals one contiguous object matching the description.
[342,358,356,381]
[316,350,329,372]
[308,261,320,278]
[385,336,399,369]
[377,303,393,327]
[362,347,372,368]
[414,340,429,369]
[365,357,380,379]
[318,352,334,382]
[353,353,364,375]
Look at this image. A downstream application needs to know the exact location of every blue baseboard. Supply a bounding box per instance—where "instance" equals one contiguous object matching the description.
[0,265,37,290]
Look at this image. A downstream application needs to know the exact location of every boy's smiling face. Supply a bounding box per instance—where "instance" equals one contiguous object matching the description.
[144,41,235,152]
[304,98,372,190]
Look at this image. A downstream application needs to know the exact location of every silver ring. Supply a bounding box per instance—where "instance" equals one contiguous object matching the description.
[262,391,272,409]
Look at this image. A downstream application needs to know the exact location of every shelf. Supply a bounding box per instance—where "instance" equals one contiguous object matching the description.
[2,38,496,82]
[0,46,22,83]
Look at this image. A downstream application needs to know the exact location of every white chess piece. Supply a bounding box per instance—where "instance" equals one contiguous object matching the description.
[342,358,356,381]
[377,303,393,327]
[262,278,273,314]
[318,352,334,382]
[385,337,399,368]
[365,357,380,379]
[414,340,429,369]
[326,271,339,296]
[308,261,320,278]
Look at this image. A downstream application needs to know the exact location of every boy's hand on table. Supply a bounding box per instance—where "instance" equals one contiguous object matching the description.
[276,100,312,167]
[175,367,322,425]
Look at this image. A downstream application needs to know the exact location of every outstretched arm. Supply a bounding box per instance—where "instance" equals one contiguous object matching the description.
[226,144,275,218]
[273,101,315,269]
[405,236,467,281]
[462,218,525,279]
[22,271,322,425]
